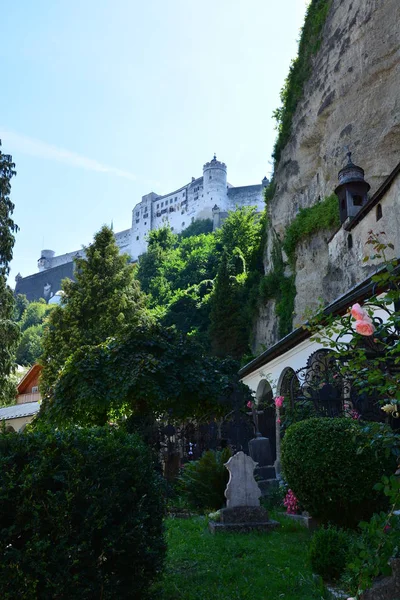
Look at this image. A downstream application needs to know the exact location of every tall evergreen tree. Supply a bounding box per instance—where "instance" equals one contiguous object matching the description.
[0,142,19,405]
[40,225,151,396]
[209,252,249,359]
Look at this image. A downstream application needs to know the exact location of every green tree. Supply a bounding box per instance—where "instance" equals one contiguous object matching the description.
[16,325,44,366]
[19,299,52,332]
[209,252,249,359]
[13,293,29,321]
[40,225,150,396]
[39,323,248,428]
[0,142,19,405]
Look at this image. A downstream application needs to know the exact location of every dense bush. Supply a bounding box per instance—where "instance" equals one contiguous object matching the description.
[309,525,352,581]
[178,448,232,510]
[281,418,396,528]
[0,427,165,599]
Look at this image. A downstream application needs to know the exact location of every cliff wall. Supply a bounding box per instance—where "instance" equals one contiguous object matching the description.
[254,0,400,352]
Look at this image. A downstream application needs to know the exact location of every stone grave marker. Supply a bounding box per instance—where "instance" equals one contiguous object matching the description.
[209,451,279,534]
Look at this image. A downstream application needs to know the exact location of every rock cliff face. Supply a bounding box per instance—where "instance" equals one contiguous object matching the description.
[254,0,400,352]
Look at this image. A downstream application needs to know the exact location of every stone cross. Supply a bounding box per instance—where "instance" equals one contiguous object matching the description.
[224,451,261,508]
[246,404,264,437]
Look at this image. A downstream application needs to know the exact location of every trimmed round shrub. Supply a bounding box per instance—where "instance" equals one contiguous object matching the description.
[309,525,352,581]
[0,427,165,599]
[178,448,232,510]
[281,418,396,528]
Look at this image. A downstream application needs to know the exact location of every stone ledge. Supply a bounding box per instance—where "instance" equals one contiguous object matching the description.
[209,519,280,534]
[279,512,318,531]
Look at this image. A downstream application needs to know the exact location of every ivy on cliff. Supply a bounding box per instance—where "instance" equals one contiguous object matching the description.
[259,234,296,339]
[272,0,332,165]
[282,194,340,267]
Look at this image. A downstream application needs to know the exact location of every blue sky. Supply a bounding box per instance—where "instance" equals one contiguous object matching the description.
[1,0,308,282]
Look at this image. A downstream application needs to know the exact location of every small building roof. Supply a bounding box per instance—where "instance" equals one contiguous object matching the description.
[17,364,42,395]
[0,402,40,421]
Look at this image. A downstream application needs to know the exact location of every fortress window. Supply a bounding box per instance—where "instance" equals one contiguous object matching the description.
[209,175,212,179]
[182,222,185,227]
[157,204,159,209]
[161,202,164,207]
[170,198,173,204]
[353,195,363,207]
[136,212,139,217]
[175,196,177,201]
[347,234,353,250]
[136,236,139,241]
[376,203,382,221]
[144,222,147,225]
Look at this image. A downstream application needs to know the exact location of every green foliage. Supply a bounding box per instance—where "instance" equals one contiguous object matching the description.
[136,207,266,358]
[209,252,250,359]
[0,142,19,405]
[283,194,340,267]
[40,323,250,427]
[344,475,400,597]
[179,218,213,238]
[272,0,332,164]
[0,426,165,599]
[309,526,352,581]
[18,299,51,332]
[13,293,29,321]
[259,234,296,337]
[40,225,150,396]
[178,448,232,510]
[16,324,44,365]
[281,418,396,528]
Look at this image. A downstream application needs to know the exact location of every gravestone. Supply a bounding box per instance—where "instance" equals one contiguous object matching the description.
[209,451,279,534]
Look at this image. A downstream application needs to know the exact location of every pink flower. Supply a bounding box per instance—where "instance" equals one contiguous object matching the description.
[384,524,391,533]
[275,396,284,408]
[283,489,299,515]
[351,303,368,321]
[277,418,281,424]
[247,401,253,409]
[355,319,375,336]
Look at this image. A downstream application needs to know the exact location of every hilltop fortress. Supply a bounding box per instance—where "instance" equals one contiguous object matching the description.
[15,155,267,301]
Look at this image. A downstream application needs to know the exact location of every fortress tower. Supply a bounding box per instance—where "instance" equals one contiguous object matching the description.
[202,155,228,215]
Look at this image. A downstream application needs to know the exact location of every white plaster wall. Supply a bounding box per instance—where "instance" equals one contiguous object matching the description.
[242,305,391,397]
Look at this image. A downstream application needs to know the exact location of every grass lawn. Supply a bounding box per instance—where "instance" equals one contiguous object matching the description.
[150,514,329,600]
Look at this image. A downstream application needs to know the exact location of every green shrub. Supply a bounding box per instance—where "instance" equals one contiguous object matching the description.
[281,418,396,528]
[0,427,165,599]
[309,525,351,581]
[282,194,340,267]
[178,448,232,510]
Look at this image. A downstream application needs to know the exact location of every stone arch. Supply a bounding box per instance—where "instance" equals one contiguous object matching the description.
[277,367,301,409]
[255,379,273,406]
[4,424,15,433]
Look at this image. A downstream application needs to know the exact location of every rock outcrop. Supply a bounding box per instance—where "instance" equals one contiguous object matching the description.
[254,0,400,352]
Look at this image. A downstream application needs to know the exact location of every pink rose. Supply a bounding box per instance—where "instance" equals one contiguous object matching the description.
[355,319,375,336]
[247,401,253,409]
[351,303,368,321]
[277,418,281,424]
[275,396,284,408]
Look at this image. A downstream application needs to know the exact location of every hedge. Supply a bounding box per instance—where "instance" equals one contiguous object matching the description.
[0,427,165,599]
[281,418,396,528]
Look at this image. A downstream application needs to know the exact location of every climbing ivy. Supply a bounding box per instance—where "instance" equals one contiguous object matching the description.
[259,234,296,338]
[282,194,340,267]
[272,0,332,165]
[258,195,339,337]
